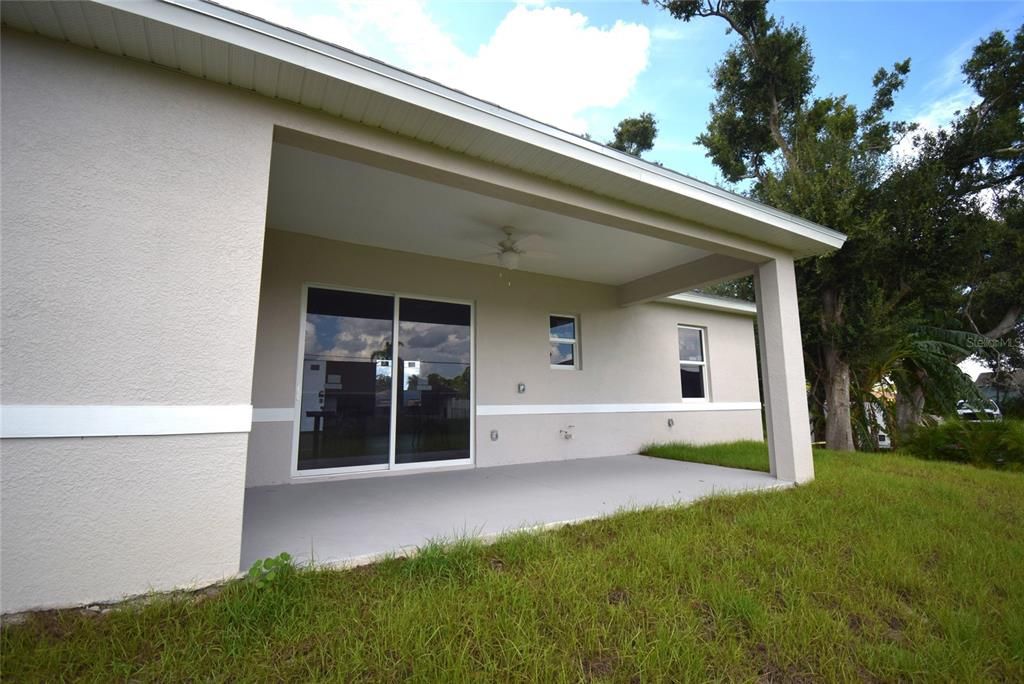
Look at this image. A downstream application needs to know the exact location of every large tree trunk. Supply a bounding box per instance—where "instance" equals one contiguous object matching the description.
[895,386,925,437]
[820,289,855,451]
[823,345,856,451]
[895,368,928,440]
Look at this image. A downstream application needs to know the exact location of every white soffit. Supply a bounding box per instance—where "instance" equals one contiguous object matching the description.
[267,143,712,286]
[0,0,847,257]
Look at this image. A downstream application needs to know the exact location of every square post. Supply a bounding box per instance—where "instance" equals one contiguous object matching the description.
[754,256,814,483]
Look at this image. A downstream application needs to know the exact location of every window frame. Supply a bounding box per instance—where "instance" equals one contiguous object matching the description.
[677,324,709,401]
[549,313,580,370]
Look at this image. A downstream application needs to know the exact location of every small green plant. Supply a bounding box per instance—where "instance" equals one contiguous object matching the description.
[246,552,294,589]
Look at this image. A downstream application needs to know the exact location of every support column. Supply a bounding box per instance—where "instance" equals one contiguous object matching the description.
[754,256,814,483]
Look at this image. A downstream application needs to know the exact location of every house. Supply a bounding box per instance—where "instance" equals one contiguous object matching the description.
[0,0,845,614]
[975,370,1024,404]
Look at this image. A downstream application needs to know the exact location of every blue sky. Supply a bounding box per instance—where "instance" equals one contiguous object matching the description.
[228,0,1024,185]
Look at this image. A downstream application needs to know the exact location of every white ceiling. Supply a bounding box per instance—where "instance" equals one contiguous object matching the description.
[267,143,710,286]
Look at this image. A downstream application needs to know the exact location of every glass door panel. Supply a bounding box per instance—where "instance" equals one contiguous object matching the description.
[298,288,394,470]
[394,298,472,464]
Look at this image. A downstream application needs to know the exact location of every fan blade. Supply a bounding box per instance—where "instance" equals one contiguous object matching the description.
[515,234,548,251]
[523,250,556,260]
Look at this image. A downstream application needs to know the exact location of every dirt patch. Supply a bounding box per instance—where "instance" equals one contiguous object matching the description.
[691,600,717,640]
[847,613,864,634]
[882,612,908,642]
[607,588,630,606]
[855,663,883,683]
[749,642,815,684]
[582,654,616,681]
[893,586,916,605]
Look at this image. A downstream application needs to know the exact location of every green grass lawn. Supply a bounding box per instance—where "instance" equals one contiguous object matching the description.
[4,444,1024,681]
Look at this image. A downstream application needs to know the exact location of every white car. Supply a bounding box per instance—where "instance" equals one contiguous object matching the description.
[956,399,1003,422]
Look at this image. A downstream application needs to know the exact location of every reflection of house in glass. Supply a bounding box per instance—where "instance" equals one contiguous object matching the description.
[398,359,469,419]
[300,358,395,432]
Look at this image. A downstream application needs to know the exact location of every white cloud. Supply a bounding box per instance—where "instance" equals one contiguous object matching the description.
[895,87,977,161]
[651,26,684,42]
[221,0,650,133]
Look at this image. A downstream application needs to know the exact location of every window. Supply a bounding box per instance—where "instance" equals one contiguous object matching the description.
[678,325,707,399]
[549,315,578,369]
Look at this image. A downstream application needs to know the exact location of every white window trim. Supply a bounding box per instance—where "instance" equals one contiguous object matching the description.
[549,313,579,370]
[678,324,709,402]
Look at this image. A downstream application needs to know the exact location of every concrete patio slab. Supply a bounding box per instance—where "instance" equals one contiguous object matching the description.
[239,454,786,570]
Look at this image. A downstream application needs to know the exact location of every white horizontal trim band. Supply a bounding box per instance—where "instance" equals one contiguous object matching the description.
[252,408,296,423]
[476,402,761,416]
[0,404,253,439]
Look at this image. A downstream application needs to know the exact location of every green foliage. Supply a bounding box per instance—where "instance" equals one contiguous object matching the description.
[906,419,1024,470]
[608,112,658,157]
[6,445,1024,681]
[246,552,294,590]
[1000,395,1024,419]
[651,0,1024,449]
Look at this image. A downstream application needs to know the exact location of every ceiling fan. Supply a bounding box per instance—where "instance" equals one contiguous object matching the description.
[483,226,553,270]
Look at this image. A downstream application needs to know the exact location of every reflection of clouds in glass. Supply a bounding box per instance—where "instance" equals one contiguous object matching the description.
[400,322,470,370]
[306,314,393,361]
[550,342,574,366]
[304,319,320,354]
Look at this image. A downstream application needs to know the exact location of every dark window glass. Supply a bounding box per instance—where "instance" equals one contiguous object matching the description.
[395,298,472,464]
[680,366,705,399]
[298,288,394,470]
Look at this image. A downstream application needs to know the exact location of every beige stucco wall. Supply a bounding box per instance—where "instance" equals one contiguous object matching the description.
[247,230,763,486]
[0,435,248,611]
[1,31,272,612]
[0,31,273,406]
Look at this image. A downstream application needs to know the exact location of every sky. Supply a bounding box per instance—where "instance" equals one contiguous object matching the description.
[224,0,1022,378]
[223,0,1024,185]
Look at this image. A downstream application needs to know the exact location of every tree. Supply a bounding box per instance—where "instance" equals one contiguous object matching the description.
[649,1,1023,449]
[608,112,658,157]
[882,26,1024,431]
[648,0,916,449]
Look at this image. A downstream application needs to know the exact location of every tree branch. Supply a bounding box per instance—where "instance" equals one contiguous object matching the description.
[983,305,1023,339]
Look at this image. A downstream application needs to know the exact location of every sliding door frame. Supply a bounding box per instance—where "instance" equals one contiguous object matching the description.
[290,282,475,479]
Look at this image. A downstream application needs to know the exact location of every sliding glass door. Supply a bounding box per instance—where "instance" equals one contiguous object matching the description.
[395,298,472,464]
[298,288,395,471]
[296,287,472,473]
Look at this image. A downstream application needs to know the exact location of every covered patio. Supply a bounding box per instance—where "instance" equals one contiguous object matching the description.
[239,454,785,569]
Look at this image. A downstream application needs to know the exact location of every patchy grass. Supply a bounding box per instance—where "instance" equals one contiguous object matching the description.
[4,444,1024,681]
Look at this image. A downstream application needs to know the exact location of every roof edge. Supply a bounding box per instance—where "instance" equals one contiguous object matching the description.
[663,292,757,316]
[90,0,845,254]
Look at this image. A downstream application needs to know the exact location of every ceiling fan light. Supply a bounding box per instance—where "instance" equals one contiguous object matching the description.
[497,250,520,270]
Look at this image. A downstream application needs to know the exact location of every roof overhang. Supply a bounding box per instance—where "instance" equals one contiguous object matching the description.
[663,292,757,317]
[1,0,847,261]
